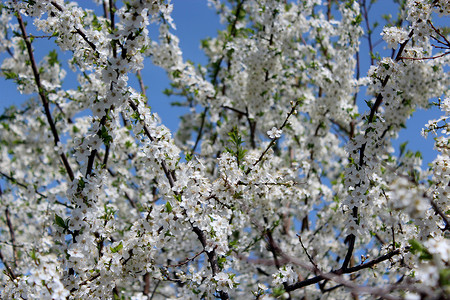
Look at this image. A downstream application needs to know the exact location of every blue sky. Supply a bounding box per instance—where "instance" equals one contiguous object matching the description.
[0,0,443,166]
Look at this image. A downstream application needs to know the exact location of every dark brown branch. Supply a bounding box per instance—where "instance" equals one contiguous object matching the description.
[51,2,97,52]
[221,105,246,115]
[193,227,229,300]
[0,170,73,209]
[327,0,332,21]
[297,234,318,271]
[16,11,74,182]
[285,248,402,292]
[5,208,18,265]
[398,51,449,60]
[429,197,450,231]
[86,115,107,176]
[102,0,109,18]
[165,250,205,268]
[359,0,375,65]
[341,30,415,274]
[0,171,46,198]
[0,249,16,280]
[367,30,414,124]
[109,0,117,58]
[340,206,358,272]
[128,101,176,189]
[428,20,450,46]
[191,107,209,154]
[148,279,160,300]
[345,248,401,273]
[136,70,147,97]
[102,144,110,168]
[246,100,300,175]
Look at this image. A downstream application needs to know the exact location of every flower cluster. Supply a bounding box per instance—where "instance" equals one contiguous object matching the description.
[0,0,449,299]
[381,27,409,49]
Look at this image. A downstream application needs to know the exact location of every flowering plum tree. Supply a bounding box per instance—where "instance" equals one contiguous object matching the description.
[0,0,449,299]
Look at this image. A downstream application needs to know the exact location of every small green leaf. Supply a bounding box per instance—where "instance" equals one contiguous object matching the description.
[352,14,362,25]
[217,256,226,269]
[399,141,408,157]
[272,286,286,296]
[172,69,182,78]
[185,152,193,162]
[30,248,37,261]
[3,71,18,80]
[409,239,432,260]
[48,50,58,66]
[110,241,123,253]
[165,201,173,213]
[439,268,450,287]
[99,126,113,145]
[54,214,66,229]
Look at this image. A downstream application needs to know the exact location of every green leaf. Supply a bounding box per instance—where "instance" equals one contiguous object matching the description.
[228,126,242,146]
[272,286,286,296]
[165,201,173,213]
[364,99,373,109]
[110,241,123,253]
[236,148,247,162]
[54,214,66,229]
[399,141,408,157]
[163,88,173,96]
[225,146,234,155]
[185,152,193,162]
[409,239,432,260]
[217,256,226,269]
[30,248,37,261]
[99,126,113,145]
[172,69,182,78]
[439,268,450,287]
[3,71,18,80]
[48,50,58,66]
[352,14,362,25]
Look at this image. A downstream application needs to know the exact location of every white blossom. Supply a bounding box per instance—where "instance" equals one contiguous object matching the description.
[0,0,448,299]
[267,127,283,139]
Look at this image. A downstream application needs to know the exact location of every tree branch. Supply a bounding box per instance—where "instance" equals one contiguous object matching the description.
[285,248,402,292]
[16,10,74,181]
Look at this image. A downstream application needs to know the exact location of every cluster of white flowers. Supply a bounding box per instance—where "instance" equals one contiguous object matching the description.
[388,178,428,218]
[0,0,449,299]
[381,27,409,49]
[267,127,283,139]
[272,265,297,286]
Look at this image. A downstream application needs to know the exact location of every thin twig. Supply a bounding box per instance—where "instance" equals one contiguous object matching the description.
[398,51,449,60]
[5,208,18,265]
[16,10,74,181]
[297,234,318,271]
[191,107,208,154]
[0,171,73,208]
[285,248,402,293]
[246,100,300,175]
[429,197,450,231]
[149,279,160,300]
[165,250,205,268]
[0,249,16,280]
